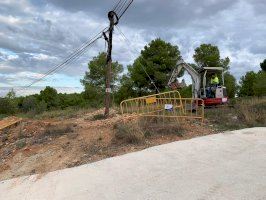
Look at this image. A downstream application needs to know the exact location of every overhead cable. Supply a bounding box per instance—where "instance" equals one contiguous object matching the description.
[115,25,160,93]
[16,27,108,92]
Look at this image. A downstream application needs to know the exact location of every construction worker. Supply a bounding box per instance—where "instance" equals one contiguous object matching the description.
[206,74,219,98]
[210,73,219,86]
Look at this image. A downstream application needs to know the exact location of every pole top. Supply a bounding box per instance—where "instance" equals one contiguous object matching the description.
[108,11,119,25]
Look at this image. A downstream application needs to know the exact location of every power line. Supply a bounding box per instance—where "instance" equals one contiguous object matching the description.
[112,0,123,11]
[115,25,160,93]
[13,0,133,93]
[15,27,108,92]
[117,0,133,19]
[113,0,133,19]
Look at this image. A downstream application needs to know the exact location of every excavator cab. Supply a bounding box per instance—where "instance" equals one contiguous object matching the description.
[200,67,228,106]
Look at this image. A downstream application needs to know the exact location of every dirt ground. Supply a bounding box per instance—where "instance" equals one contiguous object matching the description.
[0,109,216,181]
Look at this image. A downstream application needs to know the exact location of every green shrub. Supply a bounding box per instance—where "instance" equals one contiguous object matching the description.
[22,96,37,112]
[0,98,16,115]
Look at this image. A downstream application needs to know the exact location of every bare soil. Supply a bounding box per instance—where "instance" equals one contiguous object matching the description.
[0,109,216,181]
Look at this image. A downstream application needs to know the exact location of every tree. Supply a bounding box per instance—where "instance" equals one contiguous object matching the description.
[253,71,266,97]
[39,86,59,109]
[22,96,37,112]
[83,84,104,107]
[179,85,192,98]
[224,72,237,98]
[260,59,266,71]
[193,44,230,70]
[238,71,257,97]
[81,52,123,89]
[0,98,16,114]
[115,74,137,104]
[81,52,123,105]
[6,88,16,99]
[128,38,181,94]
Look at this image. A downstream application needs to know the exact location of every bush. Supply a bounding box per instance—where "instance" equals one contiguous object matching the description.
[22,96,37,112]
[114,122,145,144]
[35,100,48,114]
[253,72,266,97]
[44,124,74,137]
[139,117,184,137]
[16,139,26,149]
[0,98,16,115]
[92,114,106,121]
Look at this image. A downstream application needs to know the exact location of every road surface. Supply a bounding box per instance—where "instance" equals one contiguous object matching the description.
[0,127,265,200]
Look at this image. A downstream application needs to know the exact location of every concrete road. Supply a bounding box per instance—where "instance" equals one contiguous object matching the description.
[0,127,265,200]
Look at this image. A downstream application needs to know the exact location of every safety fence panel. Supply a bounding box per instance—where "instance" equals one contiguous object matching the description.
[120,91,204,122]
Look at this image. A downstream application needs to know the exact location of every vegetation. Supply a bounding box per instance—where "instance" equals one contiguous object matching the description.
[238,71,266,97]
[205,97,266,130]
[128,38,181,94]
[44,124,74,137]
[81,52,123,106]
[260,59,266,72]
[224,72,237,98]
[0,39,265,127]
[193,44,230,70]
[114,121,145,144]
[114,118,185,144]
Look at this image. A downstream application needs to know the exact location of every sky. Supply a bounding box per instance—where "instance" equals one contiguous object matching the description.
[0,0,265,96]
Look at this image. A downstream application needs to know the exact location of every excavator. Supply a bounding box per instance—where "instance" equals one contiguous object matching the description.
[168,59,228,106]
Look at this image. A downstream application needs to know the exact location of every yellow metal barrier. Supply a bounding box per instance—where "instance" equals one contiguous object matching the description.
[120,91,204,122]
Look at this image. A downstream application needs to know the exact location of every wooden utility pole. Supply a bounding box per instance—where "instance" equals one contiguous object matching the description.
[103,0,133,117]
[104,11,116,117]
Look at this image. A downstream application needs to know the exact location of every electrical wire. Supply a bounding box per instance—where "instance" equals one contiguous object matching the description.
[112,0,123,11]
[113,0,133,19]
[15,27,108,92]
[115,25,160,93]
[117,0,133,19]
[12,0,134,93]
[116,0,128,16]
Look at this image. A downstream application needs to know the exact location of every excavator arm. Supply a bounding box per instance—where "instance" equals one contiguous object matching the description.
[168,59,201,98]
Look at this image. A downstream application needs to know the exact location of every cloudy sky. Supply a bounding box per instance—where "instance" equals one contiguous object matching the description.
[0,0,265,96]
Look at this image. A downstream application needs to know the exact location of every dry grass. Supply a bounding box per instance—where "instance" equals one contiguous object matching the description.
[114,121,145,144]
[237,97,266,127]
[114,117,185,144]
[206,97,266,130]
[25,107,95,120]
[43,124,74,137]
[139,117,185,137]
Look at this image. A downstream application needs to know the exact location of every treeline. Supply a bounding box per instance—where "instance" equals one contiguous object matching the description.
[0,39,265,116]
[0,87,87,116]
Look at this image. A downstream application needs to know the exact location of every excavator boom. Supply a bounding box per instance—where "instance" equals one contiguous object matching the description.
[168,59,201,98]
